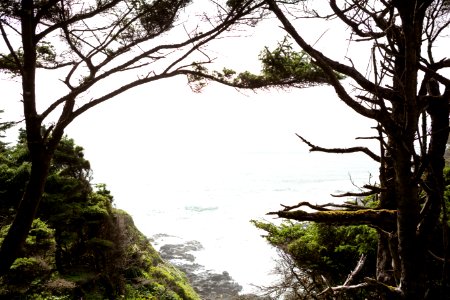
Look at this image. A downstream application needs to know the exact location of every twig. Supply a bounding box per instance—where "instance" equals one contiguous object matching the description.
[343,254,367,286]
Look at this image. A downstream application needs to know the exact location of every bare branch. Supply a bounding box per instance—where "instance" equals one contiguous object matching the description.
[296,133,381,162]
[330,0,386,39]
[318,254,368,296]
[428,250,450,263]
[331,190,378,198]
[280,201,367,212]
[343,254,367,286]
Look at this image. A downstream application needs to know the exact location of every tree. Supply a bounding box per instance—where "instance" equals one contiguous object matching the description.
[261,2,450,299]
[192,1,450,299]
[0,0,265,275]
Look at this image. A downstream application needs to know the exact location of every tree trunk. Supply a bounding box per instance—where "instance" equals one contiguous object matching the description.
[0,152,52,275]
[391,3,427,298]
[394,148,423,299]
[377,141,400,287]
[419,81,449,239]
[376,233,397,286]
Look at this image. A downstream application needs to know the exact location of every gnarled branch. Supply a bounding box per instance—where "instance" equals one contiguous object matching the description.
[280,201,367,212]
[296,133,381,162]
[269,208,397,229]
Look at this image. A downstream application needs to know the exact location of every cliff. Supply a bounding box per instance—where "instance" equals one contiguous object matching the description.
[0,207,200,300]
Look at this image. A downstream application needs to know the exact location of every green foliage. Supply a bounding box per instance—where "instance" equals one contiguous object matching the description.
[0,42,58,75]
[0,132,199,300]
[253,219,377,296]
[129,0,192,37]
[0,50,23,75]
[259,37,339,83]
[25,218,56,257]
[187,62,210,92]
[190,37,345,91]
[8,256,51,284]
[10,257,40,271]
[148,264,195,299]
[254,177,450,298]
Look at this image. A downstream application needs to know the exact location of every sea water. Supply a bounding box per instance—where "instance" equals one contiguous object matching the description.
[115,150,378,293]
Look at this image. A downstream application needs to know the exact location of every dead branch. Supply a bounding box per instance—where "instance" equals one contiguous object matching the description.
[296,134,381,162]
[428,250,450,263]
[280,201,367,212]
[333,183,384,198]
[318,282,369,297]
[343,254,367,286]
[331,190,377,198]
[319,276,401,299]
[318,255,372,297]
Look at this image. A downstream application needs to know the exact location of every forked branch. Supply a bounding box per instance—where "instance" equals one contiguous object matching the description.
[296,134,381,162]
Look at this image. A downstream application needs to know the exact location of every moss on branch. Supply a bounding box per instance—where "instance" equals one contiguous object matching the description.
[270,209,397,228]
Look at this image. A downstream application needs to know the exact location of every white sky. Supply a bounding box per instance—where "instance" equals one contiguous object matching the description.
[0,0,382,209]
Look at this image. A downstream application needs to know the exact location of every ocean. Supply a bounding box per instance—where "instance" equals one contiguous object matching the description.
[115,150,378,293]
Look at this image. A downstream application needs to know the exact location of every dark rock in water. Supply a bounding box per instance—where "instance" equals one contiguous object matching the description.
[153,234,270,300]
[159,240,203,262]
[190,270,243,300]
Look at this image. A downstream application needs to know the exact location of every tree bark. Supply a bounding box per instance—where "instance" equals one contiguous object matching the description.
[0,0,54,275]
[0,153,52,274]
[391,2,429,298]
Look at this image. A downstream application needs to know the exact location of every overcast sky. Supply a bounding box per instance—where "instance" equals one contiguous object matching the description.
[0,2,382,206]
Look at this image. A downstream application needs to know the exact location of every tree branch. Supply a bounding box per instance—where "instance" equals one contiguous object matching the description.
[266,0,398,122]
[280,201,367,212]
[35,0,123,42]
[344,254,367,286]
[268,208,397,228]
[0,21,23,74]
[331,190,377,198]
[40,1,265,123]
[296,133,381,162]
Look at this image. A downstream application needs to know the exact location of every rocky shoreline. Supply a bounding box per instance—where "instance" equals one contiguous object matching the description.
[150,234,271,300]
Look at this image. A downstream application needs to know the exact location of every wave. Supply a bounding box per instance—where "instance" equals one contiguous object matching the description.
[184,205,219,213]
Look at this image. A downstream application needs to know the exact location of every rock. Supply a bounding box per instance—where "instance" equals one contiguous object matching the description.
[152,234,271,300]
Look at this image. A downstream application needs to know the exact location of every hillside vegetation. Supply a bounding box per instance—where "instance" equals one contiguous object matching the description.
[0,131,199,300]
